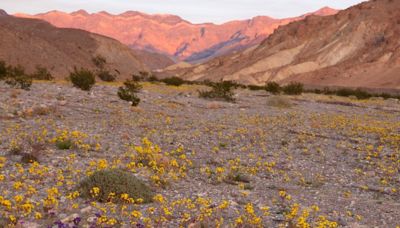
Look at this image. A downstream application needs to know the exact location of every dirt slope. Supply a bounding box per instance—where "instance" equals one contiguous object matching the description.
[168,0,400,89]
[133,49,176,70]
[0,13,149,79]
[15,8,337,63]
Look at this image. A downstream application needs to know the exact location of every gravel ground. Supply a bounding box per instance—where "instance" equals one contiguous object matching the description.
[0,81,399,227]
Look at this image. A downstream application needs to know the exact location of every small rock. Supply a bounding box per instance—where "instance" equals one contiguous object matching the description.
[80,206,92,214]
[59,101,67,106]
[337,217,348,226]
[188,223,201,228]
[61,213,79,223]
[16,221,40,228]
[23,108,34,116]
[87,216,97,223]
[206,102,223,109]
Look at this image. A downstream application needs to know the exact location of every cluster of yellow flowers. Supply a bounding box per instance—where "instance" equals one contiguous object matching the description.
[0,107,398,227]
[51,129,94,151]
[126,137,192,186]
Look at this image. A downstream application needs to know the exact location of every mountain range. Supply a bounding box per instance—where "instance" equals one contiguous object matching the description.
[15,7,337,63]
[2,0,400,89]
[163,0,400,89]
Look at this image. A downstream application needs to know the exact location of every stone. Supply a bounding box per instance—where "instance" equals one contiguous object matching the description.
[16,221,40,228]
[59,100,67,106]
[80,206,92,214]
[61,213,79,223]
[87,216,97,223]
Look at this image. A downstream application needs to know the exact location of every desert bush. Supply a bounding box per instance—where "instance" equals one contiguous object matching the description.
[148,75,159,82]
[0,60,6,80]
[21,153,39,164]
[225,172,251,184]
[56,139,73,150]
[92,55,107,69]
[308,87,400,100]
[247,85,265,91]
[69,67,96,91]
[131,74,142,82]
[31,65,54,80]
[78,169,154,203]
[282,82,303,95]
[162,76,185,86]
[266,96,292,108]
[130,72,153,82]
[21,143,44,163]
[97,70,116,82]
[335,88,372,100]
[5,65,32,90]
[265,82,281,94]
[315,87,368,99]
[199,81,237,102]
[138,71,150,80]
[118,77,142,106]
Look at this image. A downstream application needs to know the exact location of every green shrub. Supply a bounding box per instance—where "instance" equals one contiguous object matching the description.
[118,77,142,106]
[336,88,371,100]
[92,55,107,69]
[5,65,32,90]
[307,87,400,100]
[162,76,185,86]
[138,71,150,80]
[56,139,72,150]
[199,81,237,102]
[265,82,281,94]
[69,67,96,91]
[97,70,116,82]
[131,74,143,82]
[130,72,154,82]
[148,75,159,82]
[247,85,265,91]
[282,82,303,95]
[0,61,6,80]
[31,65,54,81]
[78,169,154,203]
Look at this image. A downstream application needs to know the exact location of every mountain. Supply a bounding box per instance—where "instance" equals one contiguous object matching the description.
[133,49,175,70]
[164,0,400,89]
[0,12,150,79]
[15,8,337,63]
[0,9,8,16]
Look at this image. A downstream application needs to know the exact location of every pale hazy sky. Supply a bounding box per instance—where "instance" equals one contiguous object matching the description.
[2,0,366,24]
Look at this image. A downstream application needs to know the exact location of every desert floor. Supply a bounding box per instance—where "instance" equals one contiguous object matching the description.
[0,81,399,227]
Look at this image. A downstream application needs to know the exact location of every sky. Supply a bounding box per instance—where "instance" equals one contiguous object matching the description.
[2,0,366,24]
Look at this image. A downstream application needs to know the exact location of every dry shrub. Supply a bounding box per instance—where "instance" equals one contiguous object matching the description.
[206,101,224,109]
[266,96,293,108]
[21,143,45,164]
[22,105,55,118]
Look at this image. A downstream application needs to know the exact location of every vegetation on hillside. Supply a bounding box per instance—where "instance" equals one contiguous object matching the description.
[117,75,142,106]
[199,81,238,102]
[69,67,96,91]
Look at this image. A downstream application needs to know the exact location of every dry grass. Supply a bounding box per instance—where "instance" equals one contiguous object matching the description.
[266,95,293,108]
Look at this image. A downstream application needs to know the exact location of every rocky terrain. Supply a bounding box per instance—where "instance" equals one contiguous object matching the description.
[0,12,155,79]
[15,8,337,63]
[164,0,400,89]
[0,80,399,227]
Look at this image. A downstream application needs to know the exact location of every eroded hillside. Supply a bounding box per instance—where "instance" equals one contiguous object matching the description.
[166,0,400,89]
